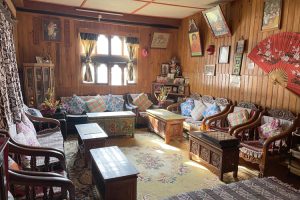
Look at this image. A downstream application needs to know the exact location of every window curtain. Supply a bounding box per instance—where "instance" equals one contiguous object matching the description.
[0,2,24,130]
[80,32,98,82]
[126,37,139,81]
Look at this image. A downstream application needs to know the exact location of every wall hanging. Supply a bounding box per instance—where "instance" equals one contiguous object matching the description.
[188,19,202,56]
[262,0,282,31]
[204,64,216,76]
[219,46,230,64]
[42,17,62,42]
[151,32,170,49]
[248,32,300,96]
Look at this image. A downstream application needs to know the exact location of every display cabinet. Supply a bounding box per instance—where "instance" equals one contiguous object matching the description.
[23,63,55,108]
[152,82,190,103]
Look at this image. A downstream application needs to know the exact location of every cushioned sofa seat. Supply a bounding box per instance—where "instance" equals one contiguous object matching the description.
[183,117,202,131]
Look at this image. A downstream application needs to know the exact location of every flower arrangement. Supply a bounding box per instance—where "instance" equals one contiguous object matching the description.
[154,86,169,107]
[40,88,59,117]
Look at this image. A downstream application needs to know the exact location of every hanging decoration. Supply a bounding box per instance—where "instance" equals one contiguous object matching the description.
[126,37,139,81]
[248,32,300,96]
[188,19,202,56]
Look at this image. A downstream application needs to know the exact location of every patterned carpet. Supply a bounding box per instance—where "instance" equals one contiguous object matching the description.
[64,129,258,200]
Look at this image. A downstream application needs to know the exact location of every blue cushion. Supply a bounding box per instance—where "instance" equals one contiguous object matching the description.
[202,103,220,118]
[180,98,195,116]
[106,95,124,112]
[65,95,88,114]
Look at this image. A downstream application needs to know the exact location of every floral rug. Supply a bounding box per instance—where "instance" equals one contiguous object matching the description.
[64,129,258,200]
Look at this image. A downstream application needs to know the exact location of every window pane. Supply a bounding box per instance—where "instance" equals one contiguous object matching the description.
[96,64,108,83]
[111,36,122,56]
[111,64,122,85]
[97,34,109,55]
[82,63,95,83]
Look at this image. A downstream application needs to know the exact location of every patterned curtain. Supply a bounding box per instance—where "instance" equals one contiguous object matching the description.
[0,3,24,130]
[80,33,97,82]
[126,37,139,81]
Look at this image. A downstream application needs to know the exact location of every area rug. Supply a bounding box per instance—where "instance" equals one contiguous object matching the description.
[64,129,258,200]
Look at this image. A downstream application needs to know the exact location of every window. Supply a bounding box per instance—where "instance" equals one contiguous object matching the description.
[81,34,136,85]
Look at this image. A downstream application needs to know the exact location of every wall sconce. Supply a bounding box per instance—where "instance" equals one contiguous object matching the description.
[206,45,215,55]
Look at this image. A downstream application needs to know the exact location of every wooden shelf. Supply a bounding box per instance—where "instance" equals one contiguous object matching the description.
[152,82,188,87]
[154,91,185,96]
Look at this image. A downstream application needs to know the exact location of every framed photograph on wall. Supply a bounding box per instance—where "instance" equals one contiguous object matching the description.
[232,54,243,75]
[219,46,230,64]
[236,39,245,54]
[262,0,282,31]
[161,63,169,76]
[204,64,216,76]
[151,32,170,49]
[178,86,185,94]
[172,86,178,93]
[202,5,231,38]
[188,19,202,57]
[42,17,61,42]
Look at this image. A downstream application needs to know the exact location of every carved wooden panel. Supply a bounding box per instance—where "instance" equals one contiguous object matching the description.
[190,139,199,156]
[211,152,221,169]
[200,146,209,162]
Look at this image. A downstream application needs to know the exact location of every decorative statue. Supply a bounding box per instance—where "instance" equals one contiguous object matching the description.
[169,57,182,77]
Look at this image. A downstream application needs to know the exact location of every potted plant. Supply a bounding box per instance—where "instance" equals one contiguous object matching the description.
[40,88,60,117]
[154,86,169,107]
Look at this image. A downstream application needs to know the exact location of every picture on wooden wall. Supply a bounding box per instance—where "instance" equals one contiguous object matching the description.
[262,0,282,31]
[218,46,230,64]
[161,63,169,76]
[188,19,202,56]
[204,64,216,76]
[232,54,243,75]
[236,39,245,54]
[202,5,231,38]
[42,17,61,42]
[151,32,170,48]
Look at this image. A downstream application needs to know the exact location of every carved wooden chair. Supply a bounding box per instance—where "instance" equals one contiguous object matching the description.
[233,109,300,177]
[206,101,261,135]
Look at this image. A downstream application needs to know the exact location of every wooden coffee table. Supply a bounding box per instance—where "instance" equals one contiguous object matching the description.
[75,123,108,164]
[91,146,139,200]
[146,109,185,144]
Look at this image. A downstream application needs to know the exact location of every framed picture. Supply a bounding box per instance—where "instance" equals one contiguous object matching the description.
[151,32,170,49]
[188,18,202,56]
[172,86,178,93]
[230,75,241,87]
[232,54,243,75]
[156,76,168,83]
[236,39,245,54]
[35,56,44,63]
[161,63,169,76]
[178,86,185,94]
[42,17,61,42]
[204,64,216,76]
[219,46,230,64]
[262,0,282,31]
[173,78,185,85]
[202,5,231,38]
[167,73,175,80]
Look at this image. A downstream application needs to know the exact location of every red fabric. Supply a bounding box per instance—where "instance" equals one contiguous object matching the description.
[248,32,300,96]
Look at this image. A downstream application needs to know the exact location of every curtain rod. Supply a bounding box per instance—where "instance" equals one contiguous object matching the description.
[0,0,15,24]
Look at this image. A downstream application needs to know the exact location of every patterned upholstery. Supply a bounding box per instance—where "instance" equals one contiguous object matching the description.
[132,93,153,111]
[227,110,249,127]
[240,140,264,159]
[85,96,106,112]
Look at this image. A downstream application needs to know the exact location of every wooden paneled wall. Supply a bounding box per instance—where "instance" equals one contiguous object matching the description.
[16,12,178,97]
[178,0,300,113]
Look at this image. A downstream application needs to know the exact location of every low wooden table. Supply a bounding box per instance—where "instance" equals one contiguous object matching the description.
[189,131,239,181]
[87,111,135,137]
[75,123,108,164]
[91,146,139,200]
[146,109,185,144]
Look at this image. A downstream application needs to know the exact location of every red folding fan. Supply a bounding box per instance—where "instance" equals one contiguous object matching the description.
[248,32,300,96]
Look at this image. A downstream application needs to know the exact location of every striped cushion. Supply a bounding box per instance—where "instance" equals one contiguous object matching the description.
[227,109,249,127]
[86,96,106,112]
[132,93,153,111]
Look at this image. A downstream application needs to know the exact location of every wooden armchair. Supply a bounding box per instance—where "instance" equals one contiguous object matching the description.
[233,109,300,177]
[206,101,261,135]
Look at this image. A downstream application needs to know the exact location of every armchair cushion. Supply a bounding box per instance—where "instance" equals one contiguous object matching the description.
[180,98,195,116]
[258,118,281,139]
[227,109,249,127]
[190,100,206,121]
[106,94,124,111]
[202,103,220,118]
[240,140,263,159]
[16,122,40,147]
[86,95,106,112]
[132,93,153,111]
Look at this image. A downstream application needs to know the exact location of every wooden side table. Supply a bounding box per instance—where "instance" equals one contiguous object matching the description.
[189,131,239,181]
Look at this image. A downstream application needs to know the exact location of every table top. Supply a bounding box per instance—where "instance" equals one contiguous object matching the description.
[87,111,135,118]
[146,109,185,121]
[90,146,139,180]
[75,123,108,140]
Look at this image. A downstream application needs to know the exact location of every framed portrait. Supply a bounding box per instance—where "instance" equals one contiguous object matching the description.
[202,5,231,38]
[262,0,282,31]
[151,32,170,49]
[161,63,169,76]
[232,54,243,75]
[172,86,178,93]
[204,64,216,76]
[178,86,185,94]
[189,32,202,57]
[219,46,230,64]
[236,39,245,54]
[42,17,61,42]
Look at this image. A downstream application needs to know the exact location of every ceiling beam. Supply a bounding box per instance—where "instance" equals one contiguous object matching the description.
[133,0,205,10]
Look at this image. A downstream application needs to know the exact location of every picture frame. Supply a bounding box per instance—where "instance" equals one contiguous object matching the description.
[202,5,231,38]
[178,86,185,94]
[172,86,178,93]
[204,64,216,76]
[167,73,175,80]
[35,56,44,63]
[42,17,61,42]
[188,19,202,57]
[173,78,185,85]
[262,0,282,31]
[236,39,245,54]
[151,32,170,49]
[219,46,230,64]
[161,63,169,76]
[232,54,243,75]
[156,76,168,83]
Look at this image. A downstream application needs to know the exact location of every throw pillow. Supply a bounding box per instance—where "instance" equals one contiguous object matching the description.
[21,112,37,135]
[190,100,207,121]
[86,96,106,112]
[132,93,153,111]
[258,118,281,139]
[8,156,21,170]
[16,122,41,147]
[106,95,125,112]
[227,109,249,127]
[26,108,43,117]
[202,103,220,118]
[66,95,88,114]
[180,98,195,116]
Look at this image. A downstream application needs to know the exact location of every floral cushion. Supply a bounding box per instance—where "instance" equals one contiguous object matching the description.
[21,112,36,135]
[258,118,281,139]
[86,96,106,112]
[64,95,88,114]
[8,156,21,170]
[202,103,220,118]
[106,94,124,112]
[132,93,153,111]
[180,98,195,116]
[16,122,41,147]
[190,100,206,121]
[227,109,249,127]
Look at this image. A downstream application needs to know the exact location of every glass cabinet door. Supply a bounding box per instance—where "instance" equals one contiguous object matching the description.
[35,67,44,106]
